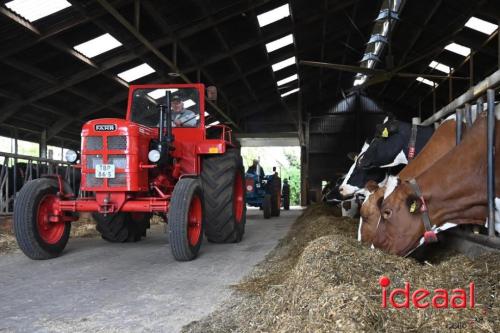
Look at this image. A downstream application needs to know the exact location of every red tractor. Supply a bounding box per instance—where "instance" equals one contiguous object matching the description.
[13,84,246,261]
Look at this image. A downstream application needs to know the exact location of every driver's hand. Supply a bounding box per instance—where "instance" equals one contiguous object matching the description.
[174,119,182,126]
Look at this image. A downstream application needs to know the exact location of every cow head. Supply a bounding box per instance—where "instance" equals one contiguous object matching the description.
[372,180,425,255]
[357,120,409,169]
[339,142,388,198]
[358,181,385,244]
[340,166,387,198]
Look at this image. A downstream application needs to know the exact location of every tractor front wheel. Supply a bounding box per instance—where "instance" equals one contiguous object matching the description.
[13,178,71,259]
[168,178,204,261]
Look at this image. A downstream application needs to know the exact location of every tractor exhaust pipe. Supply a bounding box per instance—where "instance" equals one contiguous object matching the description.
[158,91,174,158]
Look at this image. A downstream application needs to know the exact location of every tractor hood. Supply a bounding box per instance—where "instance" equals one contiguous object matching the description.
[82,118,155,137]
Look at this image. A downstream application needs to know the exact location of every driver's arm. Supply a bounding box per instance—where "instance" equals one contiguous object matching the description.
[177,110,198,127]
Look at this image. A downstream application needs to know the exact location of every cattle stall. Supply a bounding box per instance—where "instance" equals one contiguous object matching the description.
[419,69,500,255]
[0,152,80,215]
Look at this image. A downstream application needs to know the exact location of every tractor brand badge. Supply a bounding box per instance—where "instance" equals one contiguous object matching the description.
[95,124,116,131]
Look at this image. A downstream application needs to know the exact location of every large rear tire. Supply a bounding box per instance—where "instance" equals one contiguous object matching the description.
[201,149,246,243]
[13,178,71,259]
[92,212,150,243]
[168,178,204,261]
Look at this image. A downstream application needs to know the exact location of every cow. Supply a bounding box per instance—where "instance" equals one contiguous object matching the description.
[372,110,500,256]
[356,119,435,169]
[358,117,462,244]
[340,118,436,198]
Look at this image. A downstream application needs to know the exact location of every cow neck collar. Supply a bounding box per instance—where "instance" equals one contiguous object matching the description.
[407,178,438,243]
[407,124,418,160]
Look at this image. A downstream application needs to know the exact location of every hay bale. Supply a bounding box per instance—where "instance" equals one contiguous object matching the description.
[183,204,500,333]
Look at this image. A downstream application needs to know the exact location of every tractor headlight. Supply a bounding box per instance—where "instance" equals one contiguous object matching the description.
[148,149,161,163]
[64,150,78,163]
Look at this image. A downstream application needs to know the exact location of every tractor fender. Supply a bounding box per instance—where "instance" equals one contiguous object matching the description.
[40,174,75,198]
[197,141,226,155]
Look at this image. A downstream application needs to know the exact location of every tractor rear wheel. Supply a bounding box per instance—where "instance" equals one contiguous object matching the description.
[201,149,246,243]
[168,178,204,261]
[270,177,281,217]
[92,212,150,243]
[13,178,71,259]
[263,194,272,219]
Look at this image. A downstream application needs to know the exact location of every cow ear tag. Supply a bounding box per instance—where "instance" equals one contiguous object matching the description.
[409,201,417,213]
[381,128,389,138]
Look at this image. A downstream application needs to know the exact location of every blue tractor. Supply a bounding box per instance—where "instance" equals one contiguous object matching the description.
[245,167,289,218]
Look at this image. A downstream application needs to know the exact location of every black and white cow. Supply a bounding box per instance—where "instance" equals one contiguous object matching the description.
[356,119,435,169]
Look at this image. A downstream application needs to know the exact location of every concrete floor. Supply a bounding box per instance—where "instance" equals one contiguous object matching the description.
[0,208,300,333]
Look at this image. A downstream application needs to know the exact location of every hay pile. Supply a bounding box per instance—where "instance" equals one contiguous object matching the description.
[183,204,500,333]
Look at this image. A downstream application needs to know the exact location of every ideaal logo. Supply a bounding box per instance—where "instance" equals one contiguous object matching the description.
[379,276,475,309]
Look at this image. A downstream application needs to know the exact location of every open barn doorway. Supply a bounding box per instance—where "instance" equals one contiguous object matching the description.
[241,146,301,207]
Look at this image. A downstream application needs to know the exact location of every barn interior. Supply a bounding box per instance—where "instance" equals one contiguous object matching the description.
[0,0,498,203]
[0,0,500,331]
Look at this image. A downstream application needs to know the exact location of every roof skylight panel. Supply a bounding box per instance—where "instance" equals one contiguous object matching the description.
[183,99,196,108]
[277,74,298,86]
[257,4,290,27]
[416,77,437,87]
[428,61,452,74]
[465,17,497,35]
[272,57,296,72]
[281,88,299,97]
[74,33,122,58]
[266,34,294,53]
[147,88,179,99]
[5,0,71,22]
[117,63,155,82]
[445,43,471,57]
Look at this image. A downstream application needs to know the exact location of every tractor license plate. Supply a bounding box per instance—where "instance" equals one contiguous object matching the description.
[95,164,115,178]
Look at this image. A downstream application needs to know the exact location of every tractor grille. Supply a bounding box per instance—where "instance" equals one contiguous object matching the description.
[107,136,127,150]
[86,155,103,169]
[86,136,103,150]
[246,179,255,192]
[108,173,127,187]
[108,155,127,169]
[86,174,103,187]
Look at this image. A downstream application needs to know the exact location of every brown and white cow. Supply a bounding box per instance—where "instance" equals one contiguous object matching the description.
[372,111,500,255]
[358,117,462,244]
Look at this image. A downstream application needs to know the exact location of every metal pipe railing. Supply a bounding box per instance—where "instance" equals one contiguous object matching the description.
[455,109,463,145]
[487,89,496,238]
[421,69,500,126]
[420,69,499,243]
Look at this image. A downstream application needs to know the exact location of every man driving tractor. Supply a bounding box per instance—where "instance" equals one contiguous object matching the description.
[172,94,197,127]
[246,159,264,176]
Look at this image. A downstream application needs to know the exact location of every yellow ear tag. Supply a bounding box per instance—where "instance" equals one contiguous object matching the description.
[409,201,417,213]
[382,128,389,138]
